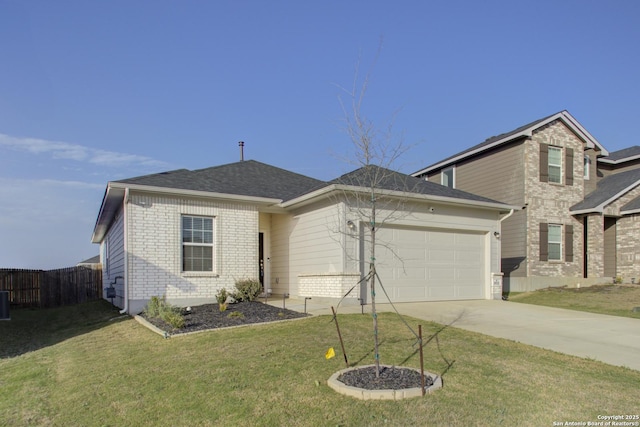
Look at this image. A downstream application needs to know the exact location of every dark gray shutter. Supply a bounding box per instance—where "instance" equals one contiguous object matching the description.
[565,224,574,262]
[540,144,549,182]
[565,148,574,186]
[540,223,549,261]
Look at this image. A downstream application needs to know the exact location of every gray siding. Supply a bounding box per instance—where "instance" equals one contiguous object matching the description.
[270,214,294,295]
[501,209,527,278]
[289,202,344,273]
[103,208,125,308]
[444,141,527,281]
[455,140,526,205]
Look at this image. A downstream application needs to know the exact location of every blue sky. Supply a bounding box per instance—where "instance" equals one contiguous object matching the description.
[1,0,639,269]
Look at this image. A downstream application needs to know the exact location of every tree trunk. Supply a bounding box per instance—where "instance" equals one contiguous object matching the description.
[370,193,381,377]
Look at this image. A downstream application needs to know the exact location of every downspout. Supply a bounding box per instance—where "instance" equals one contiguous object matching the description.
[496,208,515,251]
[119,188,130,315]
[494,208,515,299]
[499,208,515,225]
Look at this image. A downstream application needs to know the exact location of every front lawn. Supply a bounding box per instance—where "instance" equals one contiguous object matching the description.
[508,284,640,319]
[1,300,639,426]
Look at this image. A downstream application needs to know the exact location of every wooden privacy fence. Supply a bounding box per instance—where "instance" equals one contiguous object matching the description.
[0,266,103,308]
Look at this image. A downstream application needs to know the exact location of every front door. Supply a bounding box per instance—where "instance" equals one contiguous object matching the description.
[258,232,265,288]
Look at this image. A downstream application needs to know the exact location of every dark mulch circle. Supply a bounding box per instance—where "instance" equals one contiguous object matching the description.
[338,366,434,390]
[140,301,309,335]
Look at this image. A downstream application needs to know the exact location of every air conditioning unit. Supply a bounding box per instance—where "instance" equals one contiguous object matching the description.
[0,291,10,321]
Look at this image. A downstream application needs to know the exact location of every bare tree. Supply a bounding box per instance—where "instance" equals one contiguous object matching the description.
[333,46,417,377]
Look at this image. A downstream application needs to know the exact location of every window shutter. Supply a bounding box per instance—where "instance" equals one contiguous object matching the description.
[565,148,574,186]
[539,144,549,182]
[540,223,549,261]
[565,224,574,262]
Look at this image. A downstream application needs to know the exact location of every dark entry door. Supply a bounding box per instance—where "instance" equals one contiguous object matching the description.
[258,232,264,287]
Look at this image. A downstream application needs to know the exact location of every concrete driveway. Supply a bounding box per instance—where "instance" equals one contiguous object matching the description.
[287,298,640,371]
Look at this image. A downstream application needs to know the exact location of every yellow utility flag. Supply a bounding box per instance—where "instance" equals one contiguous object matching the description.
[325,347,336,360]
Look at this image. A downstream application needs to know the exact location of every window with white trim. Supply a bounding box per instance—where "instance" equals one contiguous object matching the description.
[548,224,562,261]
[548,146,562,184]
[584,155,591,180]
[182,215,214,272]
[441,166,455,188]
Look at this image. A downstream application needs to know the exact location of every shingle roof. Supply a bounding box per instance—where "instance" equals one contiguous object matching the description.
[331,165,507,205]
[78,255,100,265]
[414,112,559,174]
[412,110,608,177]
[116,160,326,202]
[621,195,640,212]
[570,168,640,212]
[116,160,510,206]
[600,146,640,162]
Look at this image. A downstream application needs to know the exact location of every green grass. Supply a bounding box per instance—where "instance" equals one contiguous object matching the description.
[508,285,640,319]
[1,300,639,426]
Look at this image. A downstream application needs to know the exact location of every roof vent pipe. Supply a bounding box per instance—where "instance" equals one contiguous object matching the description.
[239,141,245,161]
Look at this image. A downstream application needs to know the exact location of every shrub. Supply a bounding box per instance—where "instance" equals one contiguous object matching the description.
[227,311,244,319]
[143,295,185,330]
[233,278,262,302]
[162,310,186,329]
[216,288,229,311]
[144,295,164,318]
[216,288,229,304]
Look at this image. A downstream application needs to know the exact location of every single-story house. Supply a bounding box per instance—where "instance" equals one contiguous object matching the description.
[92,160,516,314]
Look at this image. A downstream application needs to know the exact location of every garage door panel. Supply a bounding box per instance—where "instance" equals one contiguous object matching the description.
[374,226,485,302]
[397,285,427,299]
[429,249,455,264]
[427,286,456,300]
[428,232,454,245]
[428,267,455,281]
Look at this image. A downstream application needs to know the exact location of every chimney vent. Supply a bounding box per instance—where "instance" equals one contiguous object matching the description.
[239,141,245,161]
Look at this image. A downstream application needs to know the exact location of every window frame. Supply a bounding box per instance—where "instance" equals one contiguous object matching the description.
[441,166,455,188]
[548,146,563,184]
[583,155,591,180]
[181,215,215,273]
[547,223,563,261]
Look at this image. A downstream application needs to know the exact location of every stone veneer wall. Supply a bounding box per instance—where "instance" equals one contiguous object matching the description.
[586,214,604,278]
[616,215,640,281]
[298,273,362,299]
[525,121,585,279]
[603,184,640,281]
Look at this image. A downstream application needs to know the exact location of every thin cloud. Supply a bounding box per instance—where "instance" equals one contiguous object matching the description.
[0,133,169,169]
[90,149,167,168]
[0,177,104,225]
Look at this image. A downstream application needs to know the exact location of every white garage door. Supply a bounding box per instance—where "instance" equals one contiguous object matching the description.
[372,226,486,302]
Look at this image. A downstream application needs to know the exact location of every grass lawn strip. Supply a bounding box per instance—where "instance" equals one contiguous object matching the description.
[1,300,638,426]
[508,284,640,319]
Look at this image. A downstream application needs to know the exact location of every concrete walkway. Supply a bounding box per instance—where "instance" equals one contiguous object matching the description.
[277,297,640,371]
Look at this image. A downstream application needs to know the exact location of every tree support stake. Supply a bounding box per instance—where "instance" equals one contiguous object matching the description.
[331,306,349,368]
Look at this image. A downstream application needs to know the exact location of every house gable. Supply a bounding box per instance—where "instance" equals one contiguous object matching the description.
[412,110,607,179]
[570,168,640,214]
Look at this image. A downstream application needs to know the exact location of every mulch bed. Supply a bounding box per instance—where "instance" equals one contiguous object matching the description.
[140,301,431,391]
[338,366,434,390]
[140,301,309,335]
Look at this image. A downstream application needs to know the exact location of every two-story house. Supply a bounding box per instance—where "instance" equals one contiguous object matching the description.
[413,111,640,292]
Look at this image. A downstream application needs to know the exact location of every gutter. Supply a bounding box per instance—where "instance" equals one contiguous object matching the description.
[281,183,518,212]
[108,181,282,205]
[119,188,130,315]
